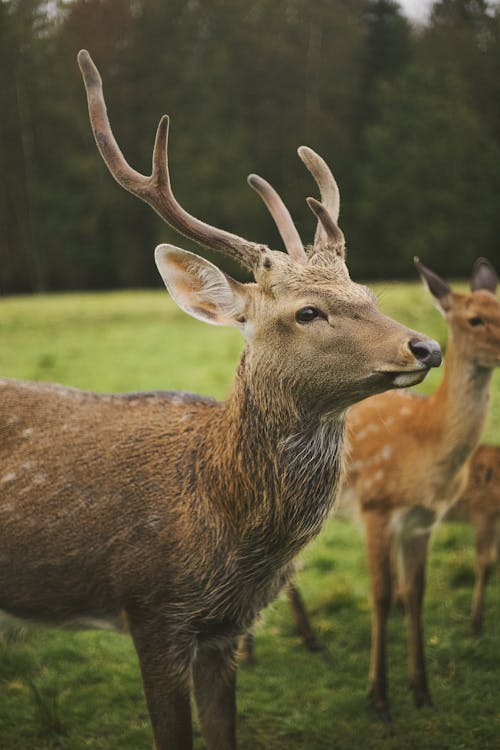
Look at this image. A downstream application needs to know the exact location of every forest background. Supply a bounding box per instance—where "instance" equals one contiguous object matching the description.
[2,0,500,294]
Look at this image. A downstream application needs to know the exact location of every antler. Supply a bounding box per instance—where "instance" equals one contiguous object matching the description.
[306,198,345,248]
[298,146,341,248]
[247,174,307,264]
[77,50,266,272]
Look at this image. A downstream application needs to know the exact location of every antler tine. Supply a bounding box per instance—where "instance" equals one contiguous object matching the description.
[298,146,340,246]
[77,50,264,271]
[306,198,345,255]
[247,174,307,264]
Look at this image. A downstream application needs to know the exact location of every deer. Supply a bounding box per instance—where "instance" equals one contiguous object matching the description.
[0,50,441,750]
[347,258,500,719]
[450,444,500,637]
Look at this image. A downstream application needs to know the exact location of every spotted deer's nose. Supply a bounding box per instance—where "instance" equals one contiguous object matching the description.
[408,338,442,368]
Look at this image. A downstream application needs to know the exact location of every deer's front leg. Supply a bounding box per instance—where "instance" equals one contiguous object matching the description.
[399,531,432,708]
[365,511,393,720]
[130,622,193,750]
[471,518,495,637]
[192,640,237,750]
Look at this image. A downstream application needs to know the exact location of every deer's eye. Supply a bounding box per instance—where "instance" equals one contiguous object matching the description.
[296,307,323,324]
[468,316,484,327]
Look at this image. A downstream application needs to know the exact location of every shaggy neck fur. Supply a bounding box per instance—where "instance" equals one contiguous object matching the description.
[203,351,346,557]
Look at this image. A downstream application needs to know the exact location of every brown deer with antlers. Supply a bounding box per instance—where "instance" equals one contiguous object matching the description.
[0,51,441,749]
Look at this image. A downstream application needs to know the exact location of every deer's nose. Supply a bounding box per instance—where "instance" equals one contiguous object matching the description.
[408,338,442,368]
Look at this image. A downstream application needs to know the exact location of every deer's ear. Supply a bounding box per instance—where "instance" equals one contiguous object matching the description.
[470,258,497,294]
[414,257,452,314]
[155,244,250,329]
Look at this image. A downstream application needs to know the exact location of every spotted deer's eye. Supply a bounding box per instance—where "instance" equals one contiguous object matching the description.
[296,307,323,324]
[468,316,484,327]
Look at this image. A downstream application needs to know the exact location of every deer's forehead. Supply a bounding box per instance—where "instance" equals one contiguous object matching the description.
[459,291,500,317]
[269,280,375,307]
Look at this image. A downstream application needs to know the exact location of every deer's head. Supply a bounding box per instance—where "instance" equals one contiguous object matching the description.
[415,258,500,371]
[79,50,441,416]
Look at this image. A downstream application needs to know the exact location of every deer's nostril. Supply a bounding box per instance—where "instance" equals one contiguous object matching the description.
[408,338,442,368]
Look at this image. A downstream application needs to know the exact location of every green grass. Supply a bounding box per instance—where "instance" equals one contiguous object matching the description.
[1,283,500,749]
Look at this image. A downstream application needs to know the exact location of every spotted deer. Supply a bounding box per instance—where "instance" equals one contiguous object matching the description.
[450,444,500,637]
[344,259,500,719]
[0,51,441,750]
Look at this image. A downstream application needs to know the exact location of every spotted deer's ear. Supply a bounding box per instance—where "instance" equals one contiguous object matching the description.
[470,258,497,294]
[414,257,452,314]
[155,244,250,329]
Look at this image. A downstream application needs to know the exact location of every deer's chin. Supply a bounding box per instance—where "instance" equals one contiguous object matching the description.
[373,367,429,390]
[389,369,429,388]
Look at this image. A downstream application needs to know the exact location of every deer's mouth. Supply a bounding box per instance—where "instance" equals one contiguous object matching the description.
[383,369,429,388]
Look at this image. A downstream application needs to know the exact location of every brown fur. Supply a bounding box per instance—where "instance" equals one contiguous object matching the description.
[0,252,436,748]
[0,54,442,750]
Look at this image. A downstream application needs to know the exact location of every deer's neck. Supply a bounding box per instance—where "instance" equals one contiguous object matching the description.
[429,333,492,473]
[206,352,346,555]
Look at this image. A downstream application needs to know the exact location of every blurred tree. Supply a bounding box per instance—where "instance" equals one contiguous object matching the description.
[1,0,499,292]
[356,0,412,134]
[352,63,500,278]
[0,0,50,292]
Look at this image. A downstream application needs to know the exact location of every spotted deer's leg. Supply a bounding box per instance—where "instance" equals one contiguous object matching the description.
[192,641,237,750]
[399,531,433,708]
[471,518,496,637]
[365,511,394,720]
[390,542,404,613]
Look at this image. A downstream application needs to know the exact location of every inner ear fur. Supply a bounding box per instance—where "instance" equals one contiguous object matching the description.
[155,244,249,328]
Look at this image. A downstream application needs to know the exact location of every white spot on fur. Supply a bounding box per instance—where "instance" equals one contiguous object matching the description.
[357,424,379,440]
[350,459,365,471]
[400,406,411,416]
[1,472,16,483]
[33,473,47,485]
[22,427,34,438]
[374,469,385,482]
[381,444,393,460]
[147,512,164,528]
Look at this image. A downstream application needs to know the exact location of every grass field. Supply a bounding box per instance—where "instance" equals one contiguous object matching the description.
[1,282,500,749]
